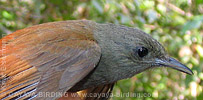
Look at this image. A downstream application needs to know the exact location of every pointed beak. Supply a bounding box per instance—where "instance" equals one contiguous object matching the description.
[155,57,193,75]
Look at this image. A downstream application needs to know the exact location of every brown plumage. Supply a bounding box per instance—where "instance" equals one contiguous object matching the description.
[0,20,192,100]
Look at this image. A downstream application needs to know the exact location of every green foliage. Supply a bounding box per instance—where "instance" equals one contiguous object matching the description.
[0,0,202,99]
[181,15,203,34]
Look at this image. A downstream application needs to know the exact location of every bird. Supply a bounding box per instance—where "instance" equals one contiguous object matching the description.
[0,20,193,100]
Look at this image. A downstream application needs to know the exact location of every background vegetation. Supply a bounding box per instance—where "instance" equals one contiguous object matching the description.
[0,0,202,100]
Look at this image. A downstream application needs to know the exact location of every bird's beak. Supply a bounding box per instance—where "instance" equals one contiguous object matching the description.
[155,57,193,75]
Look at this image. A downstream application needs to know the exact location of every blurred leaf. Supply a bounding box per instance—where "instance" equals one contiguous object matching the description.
[196,45,203,58]
[2,11,13,20]
[157,4,166,13]
[181,15,203,34]
[195,0,203,5]
[139,0,155,10]
[119,14,131,25]
[92,0,103,14]
[146,9,158,23]
[199,73,203,80]
[197,93,203,100]
[185,74,193,88]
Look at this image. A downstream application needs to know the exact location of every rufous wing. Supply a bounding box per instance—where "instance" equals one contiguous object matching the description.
[0,21,101,100]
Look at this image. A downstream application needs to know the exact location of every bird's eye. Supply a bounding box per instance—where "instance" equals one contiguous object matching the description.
[133,46,148,58]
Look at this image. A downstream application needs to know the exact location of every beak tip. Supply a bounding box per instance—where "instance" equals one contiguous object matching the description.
[156,57,194,75]
[187,70,194,75]
[174,66,193,75]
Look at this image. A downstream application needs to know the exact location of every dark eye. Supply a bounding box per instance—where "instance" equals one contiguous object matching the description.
[133,46,148,58]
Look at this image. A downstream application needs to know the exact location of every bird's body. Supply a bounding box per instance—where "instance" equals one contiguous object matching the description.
[0,20,192,100]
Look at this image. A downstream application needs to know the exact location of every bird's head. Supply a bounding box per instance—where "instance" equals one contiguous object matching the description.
[94,23,193,82]
[68,21,193,91]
